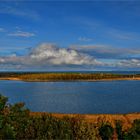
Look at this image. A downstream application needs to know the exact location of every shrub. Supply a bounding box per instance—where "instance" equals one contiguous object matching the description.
[99,122,114,140]
[124,119,140,140]
[69,115,98,140]
[115,120,124,140]
[0,94,8,111]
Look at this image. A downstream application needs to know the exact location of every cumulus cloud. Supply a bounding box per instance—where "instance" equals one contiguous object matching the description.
[8,30,35,37]
[29,43,102,65]
[0,43,103,69]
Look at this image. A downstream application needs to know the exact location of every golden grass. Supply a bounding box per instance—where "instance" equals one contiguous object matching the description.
[30,112,140,130]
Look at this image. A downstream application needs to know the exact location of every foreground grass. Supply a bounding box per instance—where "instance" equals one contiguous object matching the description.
[31,112,140,130]
[1,94,140,140]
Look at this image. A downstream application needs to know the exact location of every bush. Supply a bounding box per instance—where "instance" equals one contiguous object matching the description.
[69,115,98,140]
[124,119,140,140]
[99,122,114,140]
[115,120,124,140]
[27,115,73,139]
[0,94,16,139]
[0,94,8,111]
[0,94,30,139]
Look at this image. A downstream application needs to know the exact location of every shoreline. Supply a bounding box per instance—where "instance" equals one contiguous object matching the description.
[1,77,140,82]
[0,77,21,81]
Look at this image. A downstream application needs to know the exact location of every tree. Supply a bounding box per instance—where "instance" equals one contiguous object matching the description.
[0,94,15,139]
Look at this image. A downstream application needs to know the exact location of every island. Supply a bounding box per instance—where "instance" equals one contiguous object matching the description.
[0,72,140,81]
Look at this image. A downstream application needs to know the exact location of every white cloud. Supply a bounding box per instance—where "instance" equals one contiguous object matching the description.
[0,26,36,38]
[1,43,140,70]
[0,43,103,69]
[78,37,93,42]
[8,30,35,37]
[29,43,102,66]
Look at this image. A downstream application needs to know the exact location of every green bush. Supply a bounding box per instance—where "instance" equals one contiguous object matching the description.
[0,94,30,139]
[0,124,15,139]
[25,115,73,139]
[0,94,16,139]
[99,122,114,140]
[69,115,98,140]
[115,120,124,140]
[0,94,8,111]
[124,119,140,140]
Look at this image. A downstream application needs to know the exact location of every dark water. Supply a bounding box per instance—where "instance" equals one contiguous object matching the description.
[1,70,140,75]
[0,80,140,114]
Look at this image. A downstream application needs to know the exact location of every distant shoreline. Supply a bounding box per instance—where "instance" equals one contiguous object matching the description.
[0,72,140,82]
[1,77,140,82]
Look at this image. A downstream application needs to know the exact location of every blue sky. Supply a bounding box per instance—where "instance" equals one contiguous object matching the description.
[0,1,140,71]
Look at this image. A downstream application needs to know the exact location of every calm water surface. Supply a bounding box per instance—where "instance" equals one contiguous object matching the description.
[0,80,140,114]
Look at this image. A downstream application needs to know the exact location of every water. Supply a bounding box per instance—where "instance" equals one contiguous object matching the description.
[0,70,140,75]
[0,80,140,114]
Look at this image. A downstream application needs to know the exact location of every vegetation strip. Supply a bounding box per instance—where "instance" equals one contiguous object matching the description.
[0,72,140,82]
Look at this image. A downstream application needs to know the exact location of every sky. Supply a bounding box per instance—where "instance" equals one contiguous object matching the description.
[0,0,140,71]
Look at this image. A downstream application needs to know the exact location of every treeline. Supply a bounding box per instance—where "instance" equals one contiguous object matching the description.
[0,94,140,140]
[0,72,30,78]
[18,73,140,81]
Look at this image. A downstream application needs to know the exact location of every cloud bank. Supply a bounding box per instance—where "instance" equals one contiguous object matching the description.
[116,59,140,68]
[71,45,140,59]
[0,43,140,70]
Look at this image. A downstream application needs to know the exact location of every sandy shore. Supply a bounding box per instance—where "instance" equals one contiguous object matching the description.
[0,77,21,81]
[1,77,140,82]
